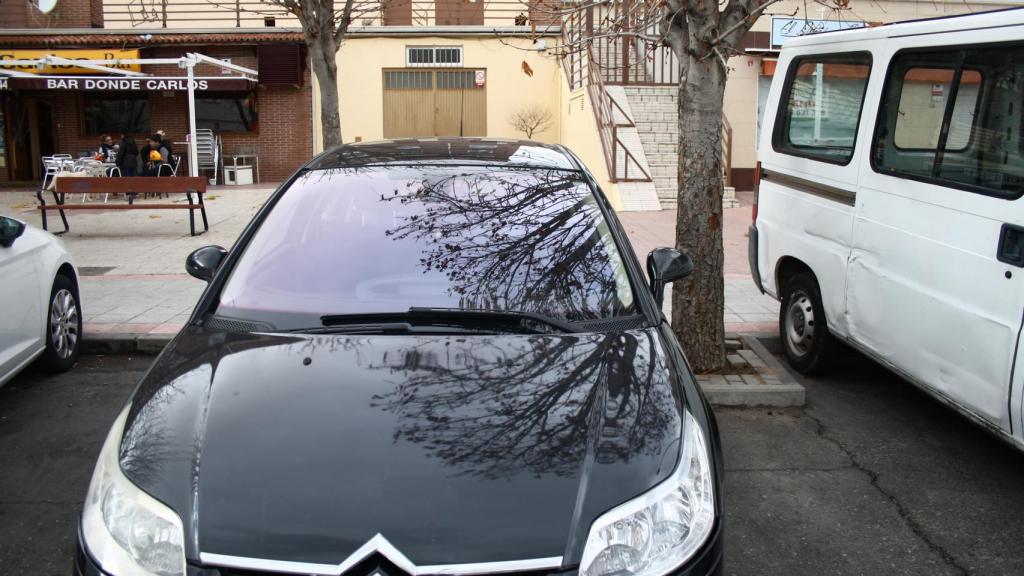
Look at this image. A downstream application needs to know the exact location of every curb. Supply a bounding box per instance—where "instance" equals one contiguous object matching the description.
[82,333,173,355]
[696,332,806,408]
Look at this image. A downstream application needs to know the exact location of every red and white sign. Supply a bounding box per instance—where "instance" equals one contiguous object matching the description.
[474,70,486,87]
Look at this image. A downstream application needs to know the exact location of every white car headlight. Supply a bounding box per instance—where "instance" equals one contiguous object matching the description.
[579,411,715,576]
[81,406,186,576]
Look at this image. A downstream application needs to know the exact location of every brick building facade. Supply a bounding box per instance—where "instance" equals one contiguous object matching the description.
[0,0,103,29]
[0,31,313,184]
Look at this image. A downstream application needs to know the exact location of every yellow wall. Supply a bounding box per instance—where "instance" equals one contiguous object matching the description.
[723,55,762,173]
[558,82,622,210]
[312,71,324,153]
[326,34,619,207]
[336,35,562,145]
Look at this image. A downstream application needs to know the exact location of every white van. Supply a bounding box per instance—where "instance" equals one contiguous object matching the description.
[751,9,1024,447]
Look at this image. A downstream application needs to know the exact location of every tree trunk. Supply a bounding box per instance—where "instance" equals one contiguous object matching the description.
[308,38,343,149]
[671,55,727,373]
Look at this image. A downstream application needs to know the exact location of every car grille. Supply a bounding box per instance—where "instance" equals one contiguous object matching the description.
[205,554,569,576]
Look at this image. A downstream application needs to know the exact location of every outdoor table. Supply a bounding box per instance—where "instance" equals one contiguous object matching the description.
[226,153,260,184]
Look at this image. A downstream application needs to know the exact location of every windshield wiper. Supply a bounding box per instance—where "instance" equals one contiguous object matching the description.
[408,307,581,333]
[319,308,580,334]
[293,321,494,335]
[293,322,414,335]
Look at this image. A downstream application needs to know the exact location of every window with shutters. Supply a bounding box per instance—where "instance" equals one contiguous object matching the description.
[257,45,304,87]
[406,46,463,67]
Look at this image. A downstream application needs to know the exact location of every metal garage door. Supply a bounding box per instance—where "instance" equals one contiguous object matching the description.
[383,69,486,138]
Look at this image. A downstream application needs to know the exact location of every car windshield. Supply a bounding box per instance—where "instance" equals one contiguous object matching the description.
[216,165,638,330]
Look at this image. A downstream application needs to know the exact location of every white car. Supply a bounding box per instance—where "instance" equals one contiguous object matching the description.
[0,215,81,386]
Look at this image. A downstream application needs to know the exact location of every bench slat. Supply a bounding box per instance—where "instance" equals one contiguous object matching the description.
[54,176,207,194]
[39,204,200,210]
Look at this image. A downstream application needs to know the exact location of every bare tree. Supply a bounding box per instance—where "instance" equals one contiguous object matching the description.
[371,330,676,479]
[532,0,848,371]
[509,104,554,139]
[199,0,386,148]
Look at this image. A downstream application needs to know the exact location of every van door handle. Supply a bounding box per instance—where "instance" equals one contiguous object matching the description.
[997,223,1024,268]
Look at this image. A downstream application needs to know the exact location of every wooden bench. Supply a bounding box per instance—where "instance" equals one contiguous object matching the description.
[42,177,209,236]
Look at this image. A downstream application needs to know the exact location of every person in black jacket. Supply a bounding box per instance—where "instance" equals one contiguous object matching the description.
[116,135,139,177]
[98,134,117,162]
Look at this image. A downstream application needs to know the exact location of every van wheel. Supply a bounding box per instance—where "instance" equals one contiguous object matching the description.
[779,272,835,374]
[41,274,81,373]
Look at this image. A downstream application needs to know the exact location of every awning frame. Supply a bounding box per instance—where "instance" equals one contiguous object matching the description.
[0,52,258,177]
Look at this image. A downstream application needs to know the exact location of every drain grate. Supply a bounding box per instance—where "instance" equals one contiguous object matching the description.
[78,266,116,276]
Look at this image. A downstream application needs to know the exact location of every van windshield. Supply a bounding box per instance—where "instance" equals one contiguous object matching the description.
[216,166,637,330]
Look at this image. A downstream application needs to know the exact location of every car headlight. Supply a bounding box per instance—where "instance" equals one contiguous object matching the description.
[579,411,715,576]
[81,406,186,576]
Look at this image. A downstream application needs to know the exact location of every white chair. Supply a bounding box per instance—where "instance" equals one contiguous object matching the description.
[74,159,106,202]
[192,130,221,184]
[40,157,62,193]
[157,154,181,177]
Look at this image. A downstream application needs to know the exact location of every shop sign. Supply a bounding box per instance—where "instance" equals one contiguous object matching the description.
[0,49,142,74]
[0,76,254,91]
[770,18,865,49]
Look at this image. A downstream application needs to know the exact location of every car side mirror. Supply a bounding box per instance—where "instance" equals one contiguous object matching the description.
[646,247,693,307]
[186,245,228,282]
[0,216,26,248]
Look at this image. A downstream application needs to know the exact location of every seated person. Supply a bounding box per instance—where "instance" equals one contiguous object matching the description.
[141,135,169,177]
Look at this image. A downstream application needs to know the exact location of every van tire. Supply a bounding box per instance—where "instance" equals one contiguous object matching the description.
[779,272,835,374]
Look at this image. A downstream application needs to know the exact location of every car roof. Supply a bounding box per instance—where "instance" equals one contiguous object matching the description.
[305,138,580,172]
[783,7,1024,49]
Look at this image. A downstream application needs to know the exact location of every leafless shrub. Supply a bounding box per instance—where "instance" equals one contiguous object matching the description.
[509,105,554,139]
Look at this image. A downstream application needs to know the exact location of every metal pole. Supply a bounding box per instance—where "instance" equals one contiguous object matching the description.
[187,60,199,178]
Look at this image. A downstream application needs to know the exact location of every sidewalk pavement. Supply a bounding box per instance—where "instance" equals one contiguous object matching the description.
[1,186,777,338]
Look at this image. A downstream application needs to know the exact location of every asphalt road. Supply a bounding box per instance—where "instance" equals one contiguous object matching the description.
[2,349,1023,575]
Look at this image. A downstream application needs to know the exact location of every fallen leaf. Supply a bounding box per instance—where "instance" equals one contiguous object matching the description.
[521,61,534,77]
[148,214,161,219]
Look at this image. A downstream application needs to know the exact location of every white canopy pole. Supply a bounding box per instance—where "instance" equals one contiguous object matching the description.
[186,58,199,178]
[42,56,148,77]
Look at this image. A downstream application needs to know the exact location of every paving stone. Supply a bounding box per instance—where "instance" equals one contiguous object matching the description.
[738,349,768,369]
[727,354,748,369]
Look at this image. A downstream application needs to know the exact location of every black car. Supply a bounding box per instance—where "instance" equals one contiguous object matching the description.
[75,139,723,576]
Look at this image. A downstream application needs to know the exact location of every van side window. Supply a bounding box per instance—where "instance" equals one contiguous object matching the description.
[773,53,872,165]
[874,45,1024,199]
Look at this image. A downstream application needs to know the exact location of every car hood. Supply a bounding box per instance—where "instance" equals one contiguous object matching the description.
[120,326,685,567]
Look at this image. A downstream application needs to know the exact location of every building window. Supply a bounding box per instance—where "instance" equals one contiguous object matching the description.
[773,52,872,165]
[406,46,463,67]
[384,70,434,89]
[436,70,476,89]
[196,92,258,133]
[83,93,150,135]
[873,45,1024,199]
[435,0,483,25]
